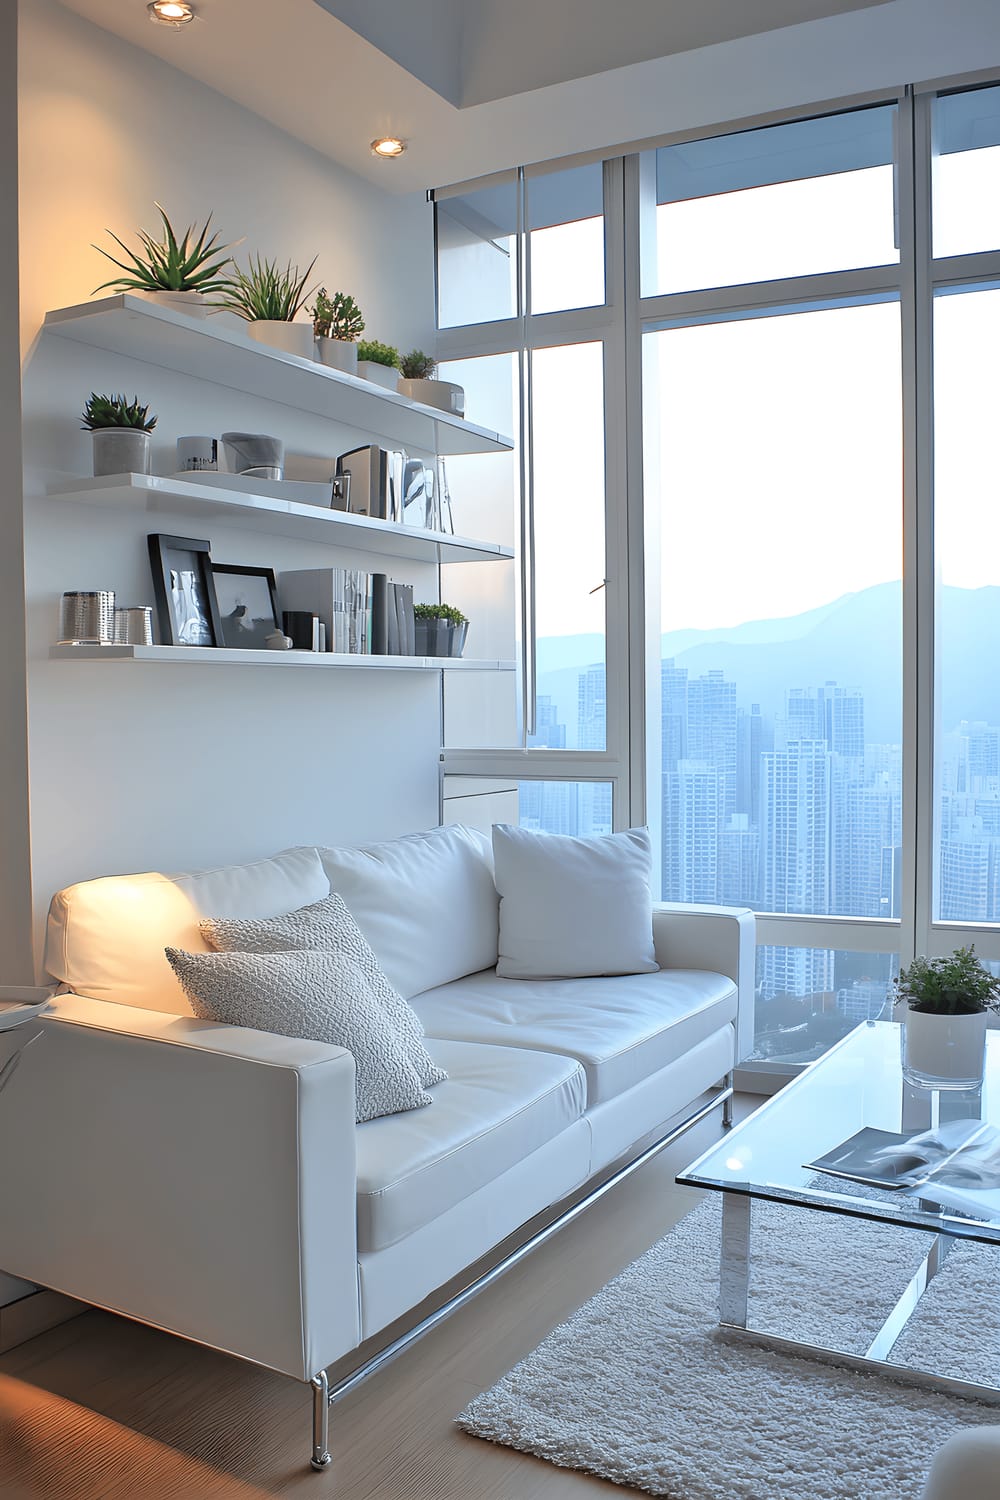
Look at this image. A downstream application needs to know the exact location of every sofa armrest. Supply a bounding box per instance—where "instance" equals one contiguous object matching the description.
[0,993,360,1381]
[653,903,756,1062]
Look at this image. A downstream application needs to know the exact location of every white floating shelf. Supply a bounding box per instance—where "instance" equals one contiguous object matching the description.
[43,296,514,458]
[49,645,515,672]
[46,474,514,566]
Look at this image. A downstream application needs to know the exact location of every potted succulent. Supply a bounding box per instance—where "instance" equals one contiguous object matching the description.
[92,204,237,318]
[895,945,1000,1088]
[81,392,157,477]
[413,602,468,658]
[309,288,365,374]
[356,339,401,391]
[398,349,465,417]
[218,254,318,359]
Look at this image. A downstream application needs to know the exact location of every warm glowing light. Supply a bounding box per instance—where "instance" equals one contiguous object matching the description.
[370,137,406,159]
[147,1,195,26]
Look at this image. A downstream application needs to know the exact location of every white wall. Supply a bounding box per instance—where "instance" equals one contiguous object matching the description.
[18,0,442,962]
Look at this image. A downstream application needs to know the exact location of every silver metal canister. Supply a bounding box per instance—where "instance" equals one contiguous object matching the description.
[59,591,115,645]
[112,606,154,646]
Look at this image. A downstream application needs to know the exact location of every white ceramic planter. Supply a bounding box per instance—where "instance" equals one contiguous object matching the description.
[91,428,151,477]
[397,378,465,417]
[133,289,216,319]
[315,338,358,375]
[357,360,400,391]
[247,321,316,360]
[902,1008,988,1089]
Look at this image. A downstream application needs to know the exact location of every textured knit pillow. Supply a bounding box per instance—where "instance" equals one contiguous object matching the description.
[165,947,432,1123]
[199,893,446,1089]
[492,824,659,980]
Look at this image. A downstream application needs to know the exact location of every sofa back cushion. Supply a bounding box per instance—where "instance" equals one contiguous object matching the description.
[44,848,330,1013]
[317,825,499,999]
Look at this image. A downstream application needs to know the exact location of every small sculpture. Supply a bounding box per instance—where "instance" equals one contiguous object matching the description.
[264,629,294,650]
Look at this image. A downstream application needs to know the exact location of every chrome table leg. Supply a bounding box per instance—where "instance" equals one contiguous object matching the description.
[310,1370,332,1471]
[719,1192,752,1329]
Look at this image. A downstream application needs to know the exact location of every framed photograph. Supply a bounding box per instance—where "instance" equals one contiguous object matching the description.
[210,563,281,649]
[147,534,222,648]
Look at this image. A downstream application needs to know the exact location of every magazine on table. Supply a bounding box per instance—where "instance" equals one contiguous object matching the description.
[807,1118,1000,1220]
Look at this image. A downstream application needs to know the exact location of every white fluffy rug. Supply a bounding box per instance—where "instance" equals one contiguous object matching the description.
[458,1196,1000,1498]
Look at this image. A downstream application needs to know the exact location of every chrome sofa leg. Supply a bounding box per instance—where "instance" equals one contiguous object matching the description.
[722,1074,734,1131]
[311,1370,332,1471]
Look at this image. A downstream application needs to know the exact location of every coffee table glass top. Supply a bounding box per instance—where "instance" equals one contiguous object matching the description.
[679,1020,1000,1245]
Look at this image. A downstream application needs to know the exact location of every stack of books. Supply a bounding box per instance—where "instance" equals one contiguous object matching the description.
[279,568,415,656]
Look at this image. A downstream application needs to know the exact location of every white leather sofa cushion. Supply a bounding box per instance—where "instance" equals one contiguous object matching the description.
[493,823,658,979]
[412,968,738,1107]
[315,825,499,1000]
[44,848,330,1014]
[355,1038,586,1252]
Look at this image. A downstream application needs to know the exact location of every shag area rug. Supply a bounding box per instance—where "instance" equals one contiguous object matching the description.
[458,1196,1000,1498]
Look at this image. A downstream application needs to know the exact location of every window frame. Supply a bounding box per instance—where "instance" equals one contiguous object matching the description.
[433,71,1000,1079]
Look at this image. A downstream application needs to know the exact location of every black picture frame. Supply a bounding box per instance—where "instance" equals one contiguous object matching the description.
[210,563,281,649]
[147,534,223,648]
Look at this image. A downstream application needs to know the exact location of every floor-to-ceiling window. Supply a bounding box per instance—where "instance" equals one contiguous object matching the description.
[433,77,1000,1074]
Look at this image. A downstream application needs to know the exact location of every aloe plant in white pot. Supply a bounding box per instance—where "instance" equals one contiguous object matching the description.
[81,392,157,476]
[92,204,238,318]
[398,349,465,417]
[895,945,1000,1089]
[218,254,318,359]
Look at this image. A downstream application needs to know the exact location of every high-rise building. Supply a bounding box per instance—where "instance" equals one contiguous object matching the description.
[662,760,719,902]
[661,659,688,773]
[718,812,759,906]
[686,670,737,816]
[577,664,606,752]
[759,739,831,915]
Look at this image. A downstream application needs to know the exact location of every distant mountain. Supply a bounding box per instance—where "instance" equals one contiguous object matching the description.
[535,583,1000,746]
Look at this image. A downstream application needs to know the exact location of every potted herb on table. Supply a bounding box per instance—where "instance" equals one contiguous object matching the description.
[81,392,157,476]
[895,945,1000,1088]
[413,602,468,658]
[356,339,401,391]
[218,254,318,359]
[92,204,237,318]
[309,288,365,374]
[398,350,465,417]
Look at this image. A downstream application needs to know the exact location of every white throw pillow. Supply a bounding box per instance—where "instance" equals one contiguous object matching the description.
[492,824,659,980]
[313,826,499,999]
[199,893,447,1089]
[165,946,433,1124]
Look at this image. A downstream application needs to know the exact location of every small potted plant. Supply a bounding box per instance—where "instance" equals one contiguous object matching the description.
[413,602,468,658]
[398,349,465,417]
[356,339,401,391]
[309,289,365,374]
[92,204,238,318]
[81,392,157,476]
[218,254,318,359]
[895,945,1000,1088]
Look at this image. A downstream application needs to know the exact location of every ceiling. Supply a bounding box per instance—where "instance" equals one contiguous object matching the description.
[313,0,893,109]
[54,0,906,193]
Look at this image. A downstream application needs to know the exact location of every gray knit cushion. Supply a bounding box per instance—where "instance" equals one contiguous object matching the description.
[165,947,432,1123]
[199,893,447,1089]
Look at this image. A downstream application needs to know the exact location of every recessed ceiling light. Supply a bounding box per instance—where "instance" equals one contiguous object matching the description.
[370,137,406,159]
[147,1,195,26]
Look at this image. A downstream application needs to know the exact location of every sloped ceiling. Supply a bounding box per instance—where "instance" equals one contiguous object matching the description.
[315,0,893,108]
[55,0,997,198]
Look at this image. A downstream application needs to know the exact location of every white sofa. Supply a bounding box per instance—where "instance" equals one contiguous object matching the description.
[0,826,754,1468]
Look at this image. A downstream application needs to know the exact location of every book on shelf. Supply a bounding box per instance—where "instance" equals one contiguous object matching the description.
[808,1118,1000,1220]
[279,568,415,656]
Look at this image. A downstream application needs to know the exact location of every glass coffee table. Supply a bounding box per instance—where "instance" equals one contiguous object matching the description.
[679,1019,1000,1403]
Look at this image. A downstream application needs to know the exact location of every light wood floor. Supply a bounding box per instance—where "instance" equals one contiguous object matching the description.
[0,1097,751,1499]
